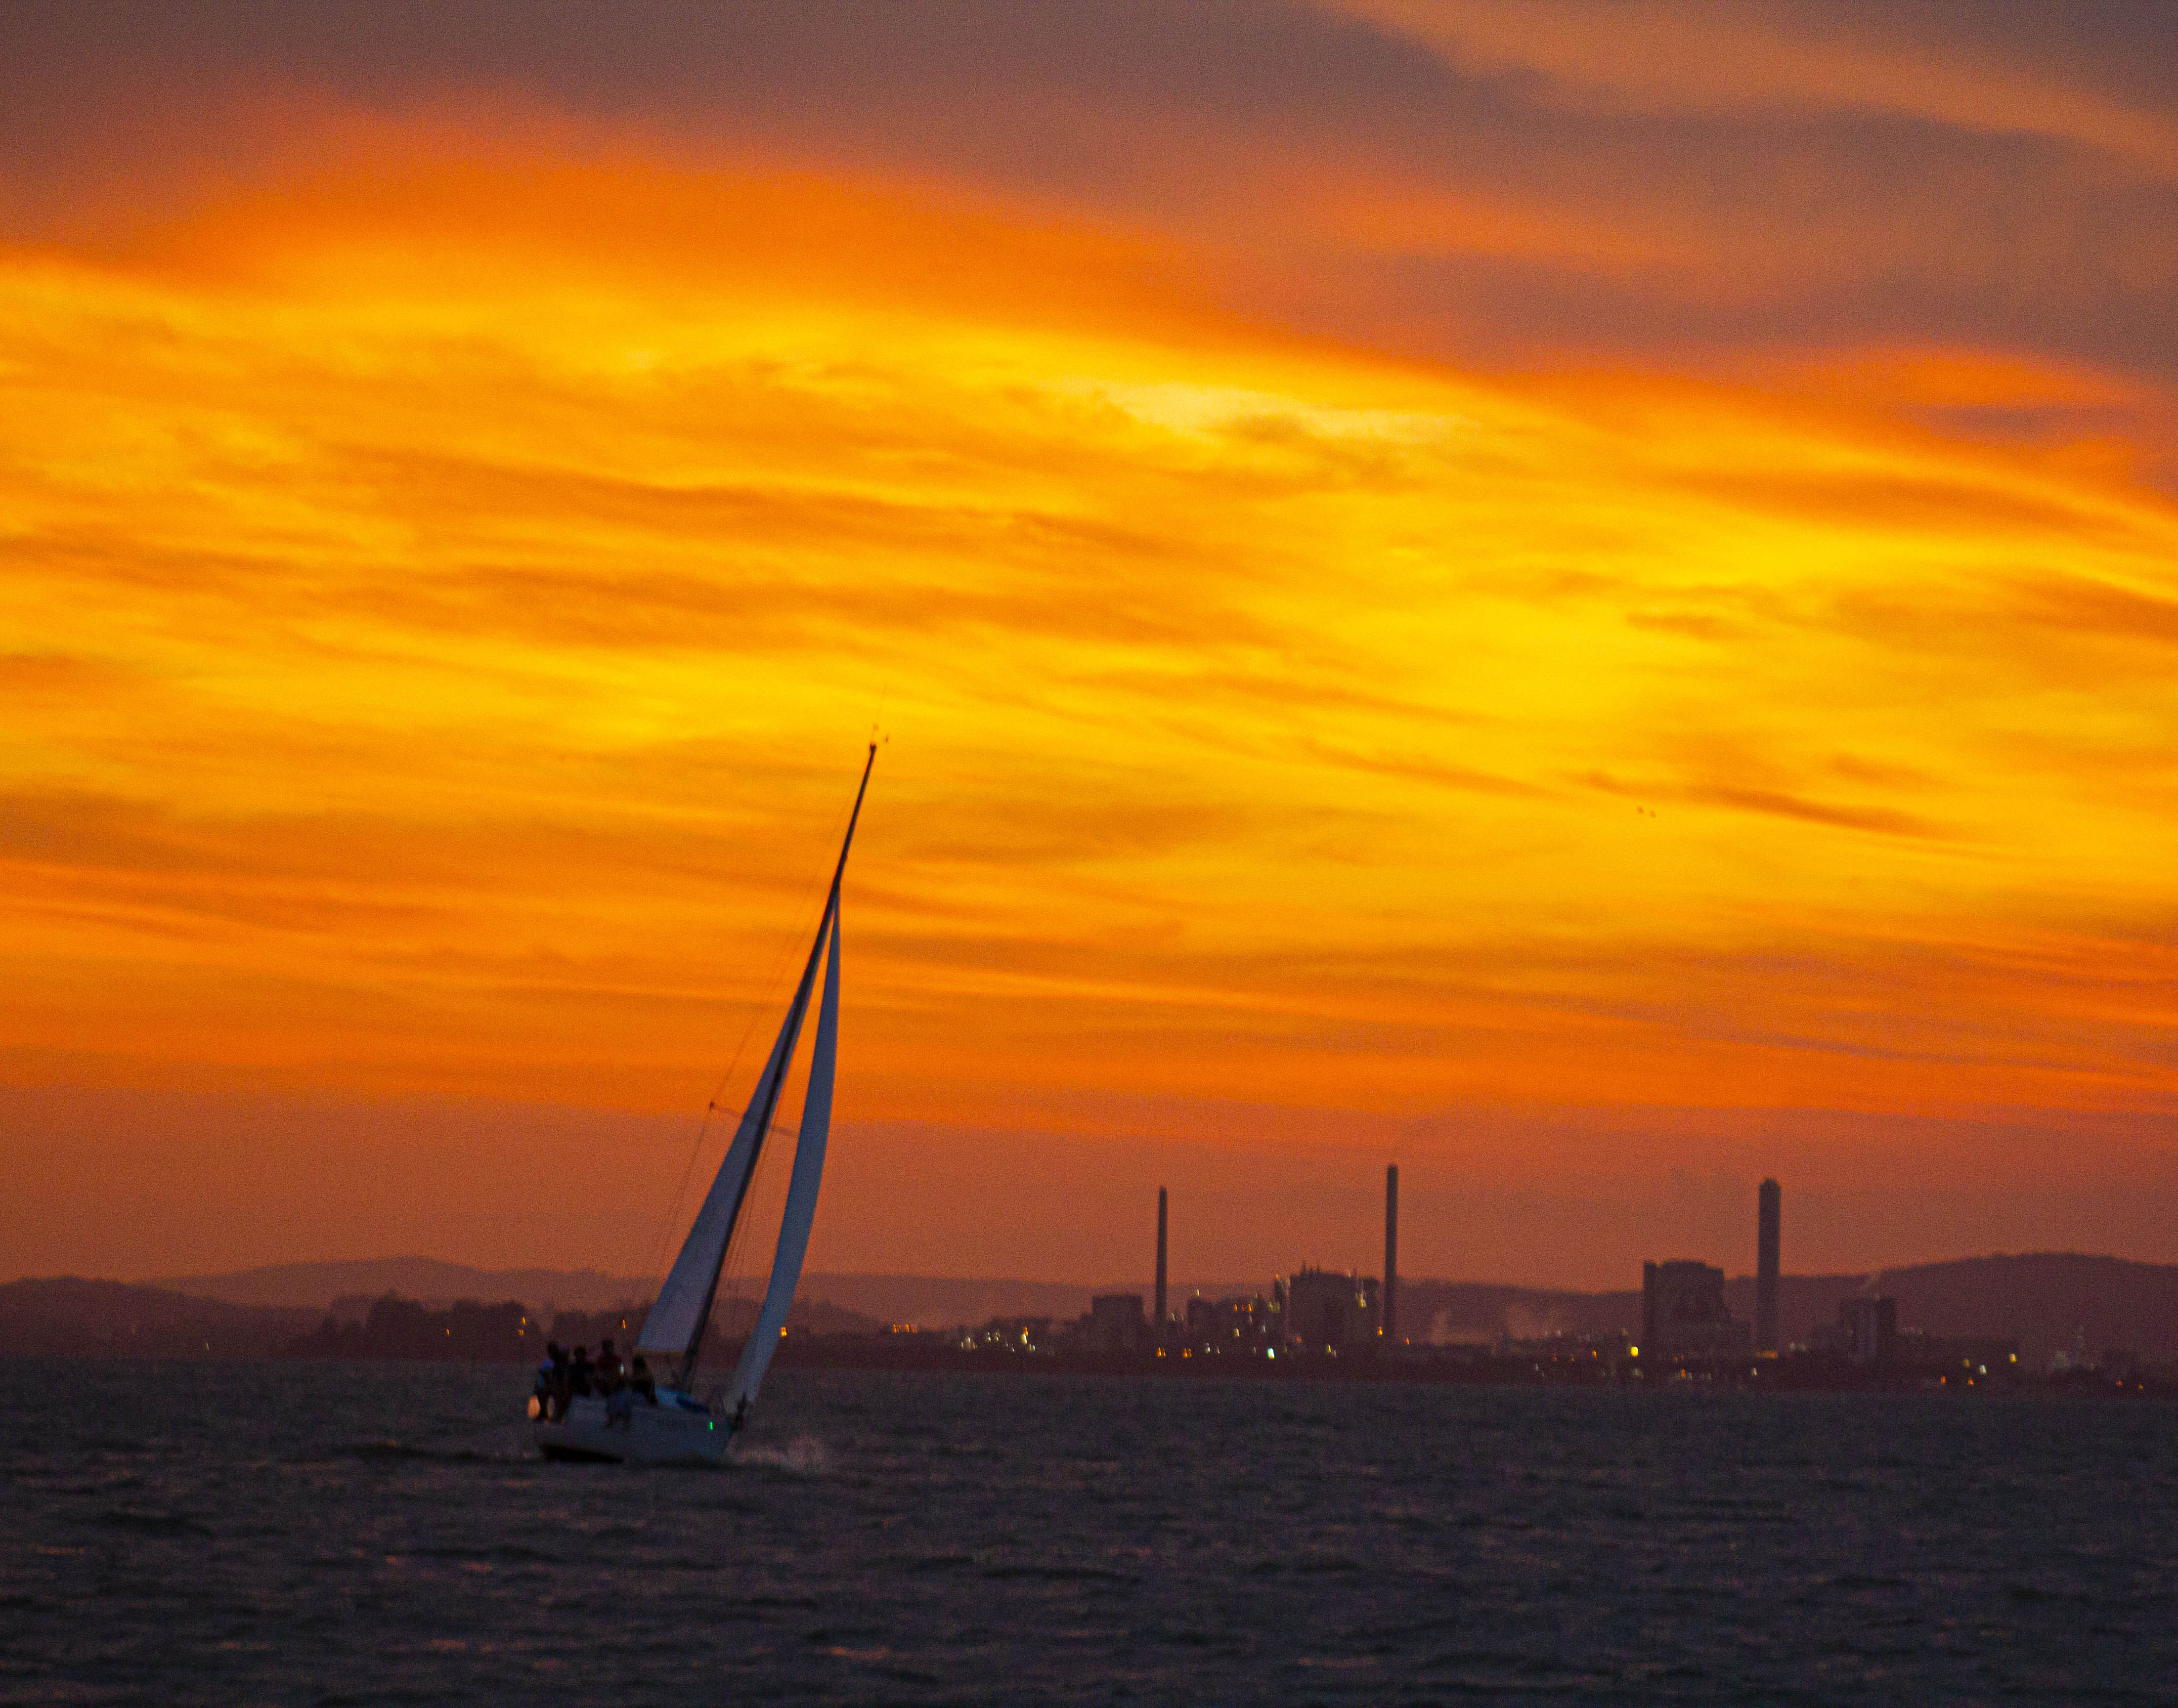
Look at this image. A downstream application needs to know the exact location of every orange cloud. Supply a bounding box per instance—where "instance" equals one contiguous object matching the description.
[3,106,2177,1283]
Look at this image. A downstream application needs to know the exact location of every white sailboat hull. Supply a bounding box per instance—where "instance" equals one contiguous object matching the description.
[532,1392,730,1466]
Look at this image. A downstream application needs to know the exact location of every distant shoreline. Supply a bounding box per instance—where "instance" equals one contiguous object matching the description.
[8,1337,2173,1399]
[10,1250,2178,1373]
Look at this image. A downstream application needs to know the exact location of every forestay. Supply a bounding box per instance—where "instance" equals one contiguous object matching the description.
[633,743,872,1407]
[634,935,823,1363]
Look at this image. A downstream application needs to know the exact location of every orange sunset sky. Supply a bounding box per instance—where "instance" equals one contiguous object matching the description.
[4,2,2177,1291]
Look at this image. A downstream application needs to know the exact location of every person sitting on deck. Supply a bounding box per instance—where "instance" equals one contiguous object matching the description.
[567,1346,594,1398]
[531,1341,563,1420]
[629,1356,658,1405]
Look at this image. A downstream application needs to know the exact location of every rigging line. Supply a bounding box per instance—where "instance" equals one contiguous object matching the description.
[713,1092,810,1276]
[638,768,860,1288]
[703,763,860,1111]
[645,973,794,1292]
[689,1097,807,1146]
[651,1097,810,1294]
[688,780,856,1133]
[688,1089,810,1298]
[642,1105,715,1298]
[677,751,870,1380]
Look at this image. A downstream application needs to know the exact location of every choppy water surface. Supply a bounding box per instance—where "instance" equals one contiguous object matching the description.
[5,1361,2176,1705]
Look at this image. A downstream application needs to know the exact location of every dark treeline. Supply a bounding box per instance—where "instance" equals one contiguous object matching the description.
[0,1278,315,1358]
[287,1295,533,1361]
[284,1294,652,1363]
[279,1292,879,1363]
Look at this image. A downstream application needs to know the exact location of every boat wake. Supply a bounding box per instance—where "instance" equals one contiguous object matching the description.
[738,1435,831,1476]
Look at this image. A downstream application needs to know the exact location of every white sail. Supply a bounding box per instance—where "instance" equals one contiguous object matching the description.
[722,901,841,1417]
[532,745,871,1462]
[636,900,828,1361]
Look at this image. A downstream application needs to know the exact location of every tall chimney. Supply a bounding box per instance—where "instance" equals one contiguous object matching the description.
[1155,1186,1168,1343]
[1383,1164,1399,1345]
[1756,1178,1781,1354]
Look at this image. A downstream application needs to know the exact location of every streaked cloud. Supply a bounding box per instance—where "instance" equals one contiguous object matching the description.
[1338,0,2178,175]
[1,3,2175,1281]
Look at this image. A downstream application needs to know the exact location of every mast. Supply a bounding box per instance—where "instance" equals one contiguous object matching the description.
[665,744,875,1388]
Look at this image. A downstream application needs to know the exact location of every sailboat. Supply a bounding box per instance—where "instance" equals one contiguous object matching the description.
[531,746,874,1465]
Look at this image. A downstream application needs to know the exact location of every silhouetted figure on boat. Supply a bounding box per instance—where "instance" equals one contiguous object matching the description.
[595,1338,623,1395]
[568,1346,594,1398]
[604,1347,658,1429]
[532,1341,566,1421]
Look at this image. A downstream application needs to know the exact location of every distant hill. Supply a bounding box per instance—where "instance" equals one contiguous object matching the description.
[0,1276,886,1360]
[157,1258,659,1314]
[1869,1254,2178,1366]
[1399,1257,2178,1366]
[54,1253,2178,1367]
[156,1260,1262,1329]
[0,1278,314,1357]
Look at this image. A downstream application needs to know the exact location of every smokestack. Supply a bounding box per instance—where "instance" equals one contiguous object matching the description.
[1756,1178,1781,1354]
[1383,1165,1399,1344]
[1155,1186,1168,1342]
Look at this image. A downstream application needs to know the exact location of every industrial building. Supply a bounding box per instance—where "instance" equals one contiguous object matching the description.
[1284,1265,1381,1353]
[1085,1292,1149,1354]
[1640,1259,1752,1356]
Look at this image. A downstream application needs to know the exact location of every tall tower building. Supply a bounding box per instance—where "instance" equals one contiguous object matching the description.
[1383,1165,1399,1345]
[1756,1178,1781,1354]
[1154,1186,1168,1343]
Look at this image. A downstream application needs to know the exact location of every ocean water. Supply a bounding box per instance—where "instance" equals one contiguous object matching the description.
[5,1361,2175,1705]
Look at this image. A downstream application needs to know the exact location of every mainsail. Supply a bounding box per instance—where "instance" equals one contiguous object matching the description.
[636,745,872,1406]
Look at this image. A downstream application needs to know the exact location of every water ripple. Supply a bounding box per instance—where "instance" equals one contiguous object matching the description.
[4,1362,2175,1705]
